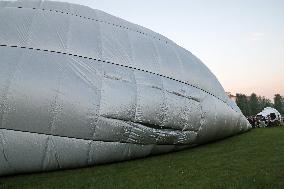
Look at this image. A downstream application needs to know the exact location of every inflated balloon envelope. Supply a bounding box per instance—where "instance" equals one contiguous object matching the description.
[0,0,251,176]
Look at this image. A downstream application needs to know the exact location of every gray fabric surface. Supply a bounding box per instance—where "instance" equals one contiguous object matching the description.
[0,0,251,176]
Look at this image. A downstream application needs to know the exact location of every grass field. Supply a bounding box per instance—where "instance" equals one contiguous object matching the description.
[0,125,283,189]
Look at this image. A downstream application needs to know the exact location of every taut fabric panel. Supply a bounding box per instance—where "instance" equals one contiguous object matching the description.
[0,0,251,176]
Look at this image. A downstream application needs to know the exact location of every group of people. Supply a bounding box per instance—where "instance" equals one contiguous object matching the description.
[247,113,282,128]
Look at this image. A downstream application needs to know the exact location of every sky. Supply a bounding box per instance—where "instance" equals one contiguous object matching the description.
[58,0,284,100]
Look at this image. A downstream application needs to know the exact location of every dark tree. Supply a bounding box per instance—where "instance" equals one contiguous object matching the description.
[236,93,251,116]
[258,96,273,110]
[274,94,284,115]
[235,93,283,116]
[249,93,260,116]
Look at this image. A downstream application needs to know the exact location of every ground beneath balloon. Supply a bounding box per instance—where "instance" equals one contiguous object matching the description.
[1,125,284,189]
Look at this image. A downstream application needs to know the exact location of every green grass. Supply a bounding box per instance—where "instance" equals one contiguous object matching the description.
[1,125,284,189]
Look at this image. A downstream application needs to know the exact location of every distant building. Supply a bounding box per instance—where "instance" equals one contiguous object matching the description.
[226,92,237,102]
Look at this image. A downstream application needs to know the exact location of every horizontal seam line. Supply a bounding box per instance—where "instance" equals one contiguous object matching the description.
[0,44,236,112]
[0,128,95,142]
[0,128,189,146]
[0,128,125,144]
[6,6,169,45]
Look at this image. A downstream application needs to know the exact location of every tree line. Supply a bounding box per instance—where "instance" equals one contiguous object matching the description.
[235,93,284,117]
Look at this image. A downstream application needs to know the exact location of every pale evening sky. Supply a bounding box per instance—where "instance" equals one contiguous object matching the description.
[58,0,284,100]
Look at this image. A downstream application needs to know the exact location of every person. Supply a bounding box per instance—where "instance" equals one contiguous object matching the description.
[259,116,267,127]
[247,116,255,128]
[267,115,271,127]
[251,117,256,128]
[255,116,261,128]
